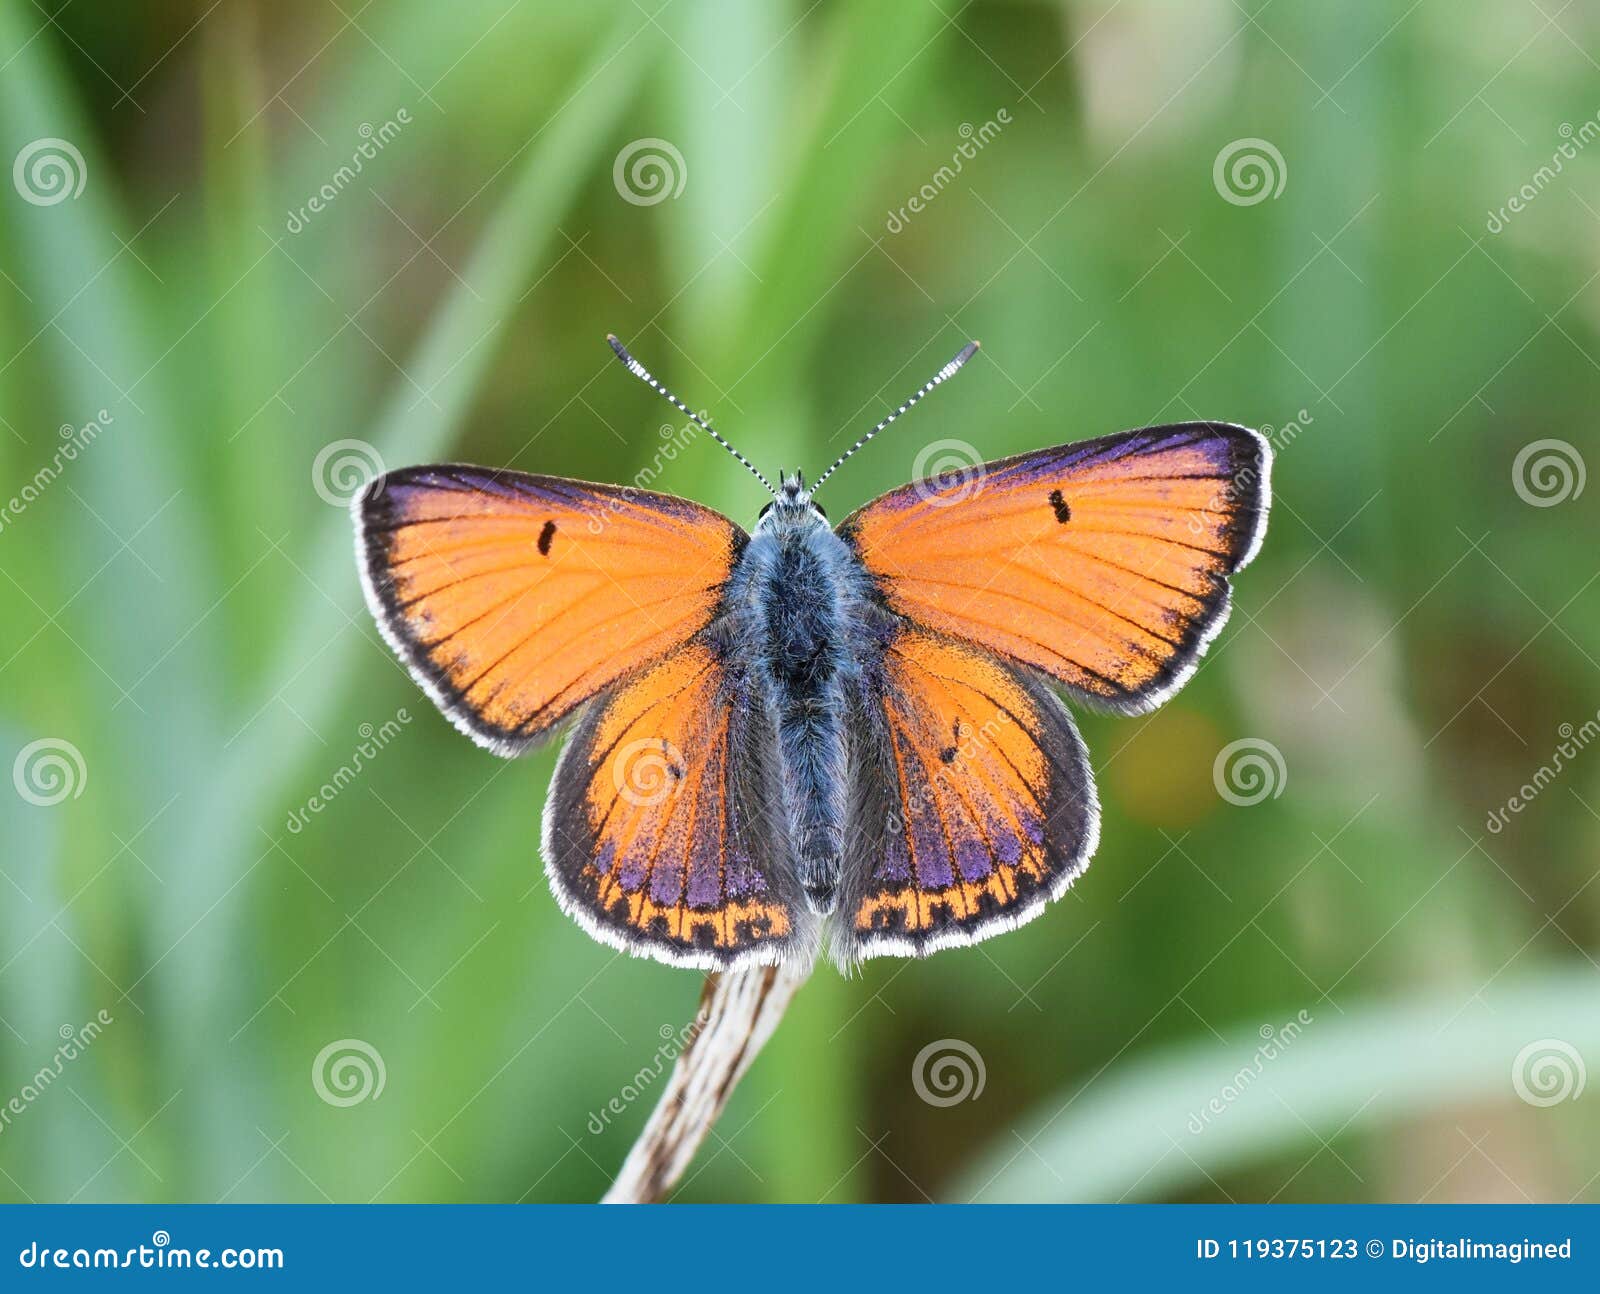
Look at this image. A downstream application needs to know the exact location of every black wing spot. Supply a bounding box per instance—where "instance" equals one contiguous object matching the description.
[1048,489,1072,524]
[941,716,961,763]
[537,520,557,556]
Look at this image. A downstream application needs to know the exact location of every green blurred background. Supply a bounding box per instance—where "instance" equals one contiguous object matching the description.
[1,0,1596,1204]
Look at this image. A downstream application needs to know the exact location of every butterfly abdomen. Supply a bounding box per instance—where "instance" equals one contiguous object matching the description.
[726,506,877,914]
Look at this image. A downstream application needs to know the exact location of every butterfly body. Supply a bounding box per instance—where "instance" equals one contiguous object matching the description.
[354,338,1271,973]
[720,471,885,913]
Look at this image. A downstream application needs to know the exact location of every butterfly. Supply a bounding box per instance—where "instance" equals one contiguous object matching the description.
[353,336,1271,972]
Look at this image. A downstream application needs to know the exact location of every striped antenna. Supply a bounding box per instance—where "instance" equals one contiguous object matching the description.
[810,340,979,496]
[605,335,776,498]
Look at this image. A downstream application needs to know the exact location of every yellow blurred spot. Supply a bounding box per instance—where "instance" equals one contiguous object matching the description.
[1106,707,1223,830]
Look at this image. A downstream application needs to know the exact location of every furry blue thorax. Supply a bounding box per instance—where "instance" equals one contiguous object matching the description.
[719,472,882,912]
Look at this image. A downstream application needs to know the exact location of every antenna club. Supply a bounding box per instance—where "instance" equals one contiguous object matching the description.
[939,340,980,380]
[603,333,777,499]
[810,339,981,497]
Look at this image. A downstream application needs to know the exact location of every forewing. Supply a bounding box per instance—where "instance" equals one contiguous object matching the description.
[544,641,811,971]
[838,423,1270,713]
[833,628,1098,963]
[355,465,745,754]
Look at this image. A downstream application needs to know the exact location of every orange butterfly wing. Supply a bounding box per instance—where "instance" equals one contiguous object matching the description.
[355,466,744,754]
[838,424,1271,713]
[835,628,1098,960]
[544,640,808,969]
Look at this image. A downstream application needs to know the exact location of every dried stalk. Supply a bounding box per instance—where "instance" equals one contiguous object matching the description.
[602,959,811,1203]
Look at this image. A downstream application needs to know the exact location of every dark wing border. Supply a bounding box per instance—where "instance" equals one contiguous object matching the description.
[830,639,1101,965]
[836,423,1272,717]
[353,464,745,758]
[541,647,816,972]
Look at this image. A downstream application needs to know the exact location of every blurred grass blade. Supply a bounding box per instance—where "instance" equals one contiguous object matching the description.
[155,7,657,1197]
[954,964,1600,1202]
[0,8,219,1197]
[0,6,218,770]
[0,761,129,1203]
[659,0,951,1202]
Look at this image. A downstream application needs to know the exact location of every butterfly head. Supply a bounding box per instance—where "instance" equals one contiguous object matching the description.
[605,331,977,528]
[756,470,828,532]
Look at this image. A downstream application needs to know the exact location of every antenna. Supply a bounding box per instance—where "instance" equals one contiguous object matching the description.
[811,340,979,496]
[605,335,776,498]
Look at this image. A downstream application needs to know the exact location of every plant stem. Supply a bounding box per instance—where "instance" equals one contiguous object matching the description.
[603,960,811,1204]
